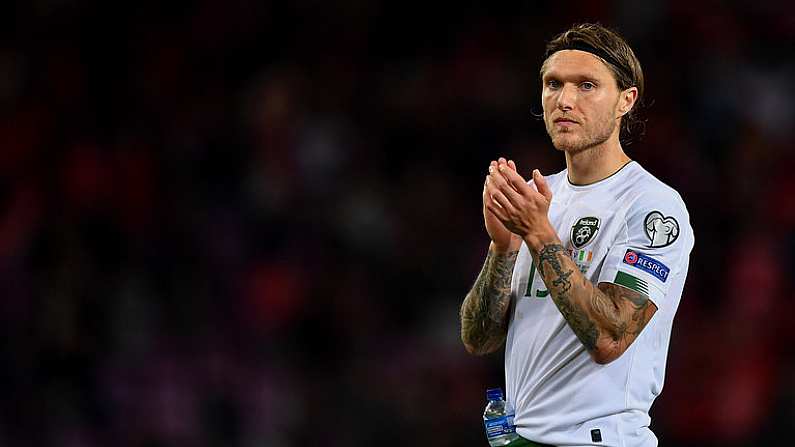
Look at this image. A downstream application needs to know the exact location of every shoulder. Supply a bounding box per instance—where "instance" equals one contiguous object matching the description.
[622,163,694,247]
[624,163,690,218]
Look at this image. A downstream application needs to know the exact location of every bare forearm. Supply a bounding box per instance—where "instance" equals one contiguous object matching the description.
[533,242,653,363]
[533,243,602,350]
[460,245,518,355]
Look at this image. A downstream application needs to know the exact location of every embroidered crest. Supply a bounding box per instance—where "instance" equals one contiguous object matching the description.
[571,216,600,249]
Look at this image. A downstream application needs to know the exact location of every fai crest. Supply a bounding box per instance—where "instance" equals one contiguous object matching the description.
[571,216,600,249]
[644,211,679,248]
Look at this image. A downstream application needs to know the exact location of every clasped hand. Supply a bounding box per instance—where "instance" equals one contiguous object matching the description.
[484,158,557,250]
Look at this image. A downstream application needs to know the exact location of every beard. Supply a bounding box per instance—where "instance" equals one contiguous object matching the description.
[546,116,616,154]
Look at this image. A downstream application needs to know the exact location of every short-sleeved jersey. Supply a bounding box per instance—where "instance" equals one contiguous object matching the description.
[505,161,694,447]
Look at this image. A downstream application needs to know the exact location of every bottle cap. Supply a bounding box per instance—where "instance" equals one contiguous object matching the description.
[486,388,504,401]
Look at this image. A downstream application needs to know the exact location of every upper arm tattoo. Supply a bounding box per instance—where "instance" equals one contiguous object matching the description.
[595,282,657,347]
[460,248,518,355]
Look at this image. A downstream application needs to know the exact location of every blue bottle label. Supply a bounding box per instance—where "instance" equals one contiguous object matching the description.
[484,414,516,439]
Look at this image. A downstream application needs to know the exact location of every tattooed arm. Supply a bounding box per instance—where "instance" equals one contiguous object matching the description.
[460,159,523,356]
[533,243,656,364]
[460,244,518,356]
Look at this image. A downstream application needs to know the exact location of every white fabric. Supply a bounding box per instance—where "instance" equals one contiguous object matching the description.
[505,161,694,447]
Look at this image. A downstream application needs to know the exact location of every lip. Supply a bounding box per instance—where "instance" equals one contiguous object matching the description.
[553,118,578,129]
[553,118,578,124]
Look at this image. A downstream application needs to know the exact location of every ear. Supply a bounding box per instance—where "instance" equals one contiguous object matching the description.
[616,86,638,118]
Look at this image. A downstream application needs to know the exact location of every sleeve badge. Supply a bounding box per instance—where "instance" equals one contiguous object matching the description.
[644,211,679,248]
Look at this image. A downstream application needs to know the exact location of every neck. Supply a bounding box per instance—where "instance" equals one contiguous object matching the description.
[565,132,631,185]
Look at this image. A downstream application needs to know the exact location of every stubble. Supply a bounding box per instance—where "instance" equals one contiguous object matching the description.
[546,115,616,154]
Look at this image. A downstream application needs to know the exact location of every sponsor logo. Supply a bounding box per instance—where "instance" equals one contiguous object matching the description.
[644,211,680,248]
[571,216,600,249]
[623,249,670,282]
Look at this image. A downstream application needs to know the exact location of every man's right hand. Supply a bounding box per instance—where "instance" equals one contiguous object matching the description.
[483,158,522,254]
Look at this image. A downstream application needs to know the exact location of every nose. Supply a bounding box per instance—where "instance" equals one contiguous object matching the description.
[556,84,576,112]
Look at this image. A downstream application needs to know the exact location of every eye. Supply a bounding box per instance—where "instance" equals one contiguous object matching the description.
[580,81,596,91]
[546,79,561,89]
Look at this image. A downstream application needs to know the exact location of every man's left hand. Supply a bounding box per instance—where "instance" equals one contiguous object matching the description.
[486,159,559,251]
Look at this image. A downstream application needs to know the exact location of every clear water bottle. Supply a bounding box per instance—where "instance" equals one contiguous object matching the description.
[483,387,519,446]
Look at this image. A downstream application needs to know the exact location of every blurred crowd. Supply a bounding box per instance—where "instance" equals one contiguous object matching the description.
[1,0,793,446]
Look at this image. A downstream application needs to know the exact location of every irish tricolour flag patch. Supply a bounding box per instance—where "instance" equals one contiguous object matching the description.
[570,249,593,273]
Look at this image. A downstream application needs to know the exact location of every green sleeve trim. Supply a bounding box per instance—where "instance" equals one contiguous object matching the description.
[614,270,650,295]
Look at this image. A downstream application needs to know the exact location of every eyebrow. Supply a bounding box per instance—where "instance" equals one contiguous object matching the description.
[542,72,600,83]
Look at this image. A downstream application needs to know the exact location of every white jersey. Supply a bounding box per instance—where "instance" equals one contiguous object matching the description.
[505,161,694,447]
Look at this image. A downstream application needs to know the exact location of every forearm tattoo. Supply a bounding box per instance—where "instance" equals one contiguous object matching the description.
[537,243,598,350]
[535,243,656,360]
[460,248,518,355]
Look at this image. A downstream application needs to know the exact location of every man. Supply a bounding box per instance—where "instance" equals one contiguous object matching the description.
[460,23,694,447]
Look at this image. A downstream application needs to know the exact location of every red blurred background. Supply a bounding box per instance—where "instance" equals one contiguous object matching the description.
[0,1,793,446]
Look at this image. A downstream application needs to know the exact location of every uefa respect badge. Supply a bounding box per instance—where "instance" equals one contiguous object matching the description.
[622,249,670,282]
